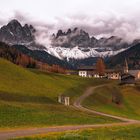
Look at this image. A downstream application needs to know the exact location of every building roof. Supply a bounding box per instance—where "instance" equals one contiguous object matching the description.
[77,66,96,71]
[129,70,140,76]
[105,69,122,73]
[121,73,135,80]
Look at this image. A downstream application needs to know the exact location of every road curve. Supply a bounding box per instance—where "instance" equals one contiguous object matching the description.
[0,85,140,140]
[73,85,139,123]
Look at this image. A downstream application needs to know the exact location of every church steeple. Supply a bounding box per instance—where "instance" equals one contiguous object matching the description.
[124,58,128,73]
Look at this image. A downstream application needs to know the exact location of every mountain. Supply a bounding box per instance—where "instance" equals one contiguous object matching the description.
[0,19,35,44]
[0,41,72,70]
[48,28,130,60]
[0,20,131,60]
[106,43,140,69]
[12,44,72,69]
[0,19,45,50]
[0,19,139,68]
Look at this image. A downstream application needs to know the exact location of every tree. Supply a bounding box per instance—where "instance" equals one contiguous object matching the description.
[112,87,123,105]
[96,58,105,76]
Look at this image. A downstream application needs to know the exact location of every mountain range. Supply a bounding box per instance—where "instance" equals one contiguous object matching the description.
[50,28,130,60]
[0,19,140,69]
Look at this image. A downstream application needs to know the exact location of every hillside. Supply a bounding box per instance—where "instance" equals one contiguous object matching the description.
[12,44,72,69]
[83,83,140,120]
[106,43,140,69]
[0,58,116,128]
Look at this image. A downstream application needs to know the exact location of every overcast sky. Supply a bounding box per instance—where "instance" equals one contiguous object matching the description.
[0,0,140,41]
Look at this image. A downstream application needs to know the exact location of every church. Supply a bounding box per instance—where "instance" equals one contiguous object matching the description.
[120,59,136,85]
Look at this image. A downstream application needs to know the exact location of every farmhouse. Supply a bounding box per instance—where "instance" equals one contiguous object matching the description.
[121,73,135,85]
[78,66,121,79]
[78,66,98,78]
[105,69,121,80]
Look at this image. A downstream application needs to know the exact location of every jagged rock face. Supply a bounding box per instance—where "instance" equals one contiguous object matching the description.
[0,19,36,45]
[0,20,134,61]
[51,28,129,51]
[51,28,98,48]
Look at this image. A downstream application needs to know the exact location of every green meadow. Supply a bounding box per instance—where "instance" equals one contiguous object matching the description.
[0,58,116,128]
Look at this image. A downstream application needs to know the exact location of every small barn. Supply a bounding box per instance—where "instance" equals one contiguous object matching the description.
[120,73,135,85]
[129,70,140,80]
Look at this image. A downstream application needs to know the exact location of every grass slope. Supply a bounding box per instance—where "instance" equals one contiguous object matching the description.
[0,58,116,128]
[83,83,140,120]
[13,125,140,140]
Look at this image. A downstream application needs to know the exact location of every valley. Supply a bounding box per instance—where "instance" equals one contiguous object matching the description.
[0,18,140,140]
[0,58,140,140]
[0,58,117,128]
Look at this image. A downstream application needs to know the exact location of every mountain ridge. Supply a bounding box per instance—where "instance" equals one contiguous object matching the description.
[0,19,140,68]
[106,43,140,69]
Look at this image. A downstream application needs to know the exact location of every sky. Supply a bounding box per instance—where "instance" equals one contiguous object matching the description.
[0,0,140,41]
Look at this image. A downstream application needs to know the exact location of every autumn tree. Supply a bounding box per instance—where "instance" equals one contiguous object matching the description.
[96,57,106,76]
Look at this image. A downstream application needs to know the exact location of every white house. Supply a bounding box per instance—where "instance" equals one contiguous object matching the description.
[78,70,87,77]
[78,66,97,78]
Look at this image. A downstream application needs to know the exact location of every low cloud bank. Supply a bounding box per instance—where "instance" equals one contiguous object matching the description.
[1,11,140,46]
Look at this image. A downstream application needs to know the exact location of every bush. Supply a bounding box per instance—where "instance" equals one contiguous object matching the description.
[111,87,123,105]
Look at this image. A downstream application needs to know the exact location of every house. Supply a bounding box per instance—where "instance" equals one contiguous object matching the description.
[120,73,135,85]
[129,70,140,80]
[78,66,97,78]
[78,66,121,79]
[105,69,121,80]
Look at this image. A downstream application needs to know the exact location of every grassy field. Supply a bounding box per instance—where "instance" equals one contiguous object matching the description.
[0,58,117,128]
[13,125,140,140]
[83,83,140,120]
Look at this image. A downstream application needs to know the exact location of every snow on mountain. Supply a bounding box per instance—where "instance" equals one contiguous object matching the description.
[47,28,131,60]
[44,45,128,61]
[0,20,133,61]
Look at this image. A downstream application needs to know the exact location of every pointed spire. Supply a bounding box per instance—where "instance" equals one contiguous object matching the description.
[124,58,128,73]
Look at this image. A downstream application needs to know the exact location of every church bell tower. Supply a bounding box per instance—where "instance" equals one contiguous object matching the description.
[124,58,128,73]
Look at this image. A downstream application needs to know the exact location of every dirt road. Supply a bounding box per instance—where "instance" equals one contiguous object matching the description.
[73,85,139,122]
[0,85,139,140]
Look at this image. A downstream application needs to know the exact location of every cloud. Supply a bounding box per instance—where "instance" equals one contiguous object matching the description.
[1,10,140,45]
[48,13,140,42]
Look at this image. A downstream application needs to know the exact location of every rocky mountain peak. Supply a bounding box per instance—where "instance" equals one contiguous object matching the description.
[52,28,92,48]
[0,20,135,61]
[66,29,72,34]
[0,19,35,45]
[7,19,22,27]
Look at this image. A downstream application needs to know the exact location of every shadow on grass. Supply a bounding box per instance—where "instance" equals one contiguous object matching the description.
[0,91,56,104]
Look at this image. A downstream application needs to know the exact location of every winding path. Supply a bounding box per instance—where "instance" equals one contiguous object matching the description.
[0,85,140,140]
[73,85,139,123]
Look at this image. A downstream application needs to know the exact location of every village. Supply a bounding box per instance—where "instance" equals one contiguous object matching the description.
[58,58,140,106]
[77,58,140,85]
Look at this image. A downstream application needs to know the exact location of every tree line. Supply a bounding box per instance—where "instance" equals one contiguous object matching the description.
[0,42,66,74]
